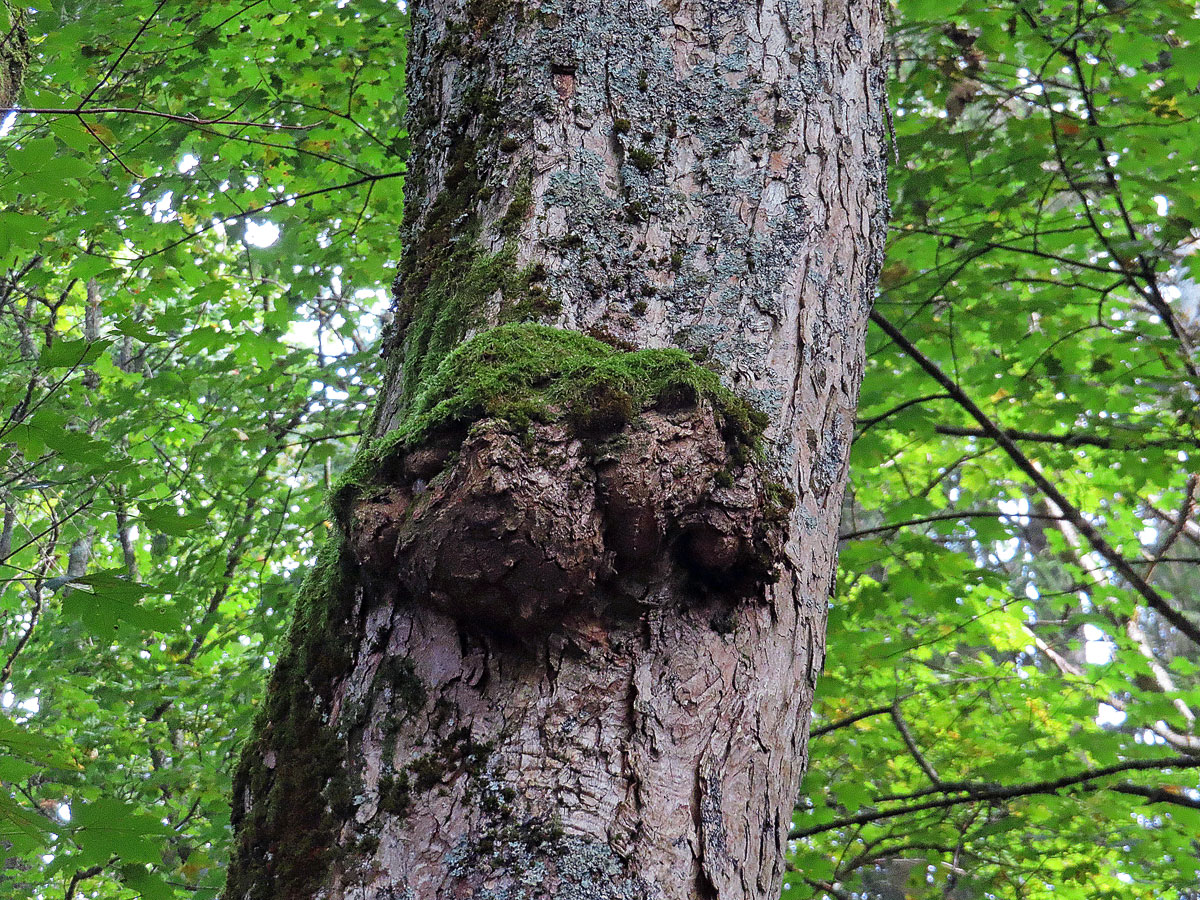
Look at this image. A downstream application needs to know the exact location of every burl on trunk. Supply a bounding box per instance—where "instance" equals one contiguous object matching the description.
[224,1,886,898]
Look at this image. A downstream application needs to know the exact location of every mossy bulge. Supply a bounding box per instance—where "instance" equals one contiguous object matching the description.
[338,322,768,510]
[339,324,785,641]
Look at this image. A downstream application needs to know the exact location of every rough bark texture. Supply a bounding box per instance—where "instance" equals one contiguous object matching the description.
[0,2,28,110]
[225,0,886,898]
[348,411,785,640]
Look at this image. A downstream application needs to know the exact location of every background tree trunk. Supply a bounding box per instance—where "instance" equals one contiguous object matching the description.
[1,2,28,110]
[225,1,886,898]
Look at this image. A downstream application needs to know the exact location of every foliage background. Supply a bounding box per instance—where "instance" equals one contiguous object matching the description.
[1,1,1197,898]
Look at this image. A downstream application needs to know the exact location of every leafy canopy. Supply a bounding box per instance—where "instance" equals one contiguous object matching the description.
[1,1,405,896]
[1,1,1199,899]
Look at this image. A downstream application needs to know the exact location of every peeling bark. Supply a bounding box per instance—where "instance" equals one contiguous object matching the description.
[225,0,886,897]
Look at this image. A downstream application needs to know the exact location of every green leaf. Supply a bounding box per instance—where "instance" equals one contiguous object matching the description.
[38,338,111,369]
[72,798,173,864]
[0,715,76,769]
[0,794,53,854]
[141,505,207,536]
[7,138,57,173]
[48,117,96,152]
[60,571,181,635]
[122,864,175,900]
[0,212,51,253]
[113,317,165,342]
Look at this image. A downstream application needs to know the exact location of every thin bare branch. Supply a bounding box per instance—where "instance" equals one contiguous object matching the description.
[791,755,1200,839]
[870,309,1200,649]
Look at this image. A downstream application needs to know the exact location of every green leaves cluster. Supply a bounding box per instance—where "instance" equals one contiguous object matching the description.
[789,2,1200,898]
[0,1,406,896]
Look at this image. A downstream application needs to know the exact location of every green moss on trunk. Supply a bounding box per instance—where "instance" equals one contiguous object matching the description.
[384,94,538,423]
[336,323,768,511]
[224,539,361,900]
[1,2,29,109]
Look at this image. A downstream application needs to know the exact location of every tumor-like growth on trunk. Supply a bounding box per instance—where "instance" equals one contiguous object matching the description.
[338,324,790,641]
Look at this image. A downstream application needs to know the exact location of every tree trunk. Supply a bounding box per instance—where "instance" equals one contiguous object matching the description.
[1,2,28,110]
[224,1,887,898]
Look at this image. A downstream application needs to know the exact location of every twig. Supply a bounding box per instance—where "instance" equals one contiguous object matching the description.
[123,170,405,262]
[870,309,1200,649]
[64,864,106,900]
[76,0,172,108]
[839,510,1065,541]
[811,702,903,738]
[891,699,942,784]
[791,754,1200,838]
[4,105,313,130]
[933,424,1200,452]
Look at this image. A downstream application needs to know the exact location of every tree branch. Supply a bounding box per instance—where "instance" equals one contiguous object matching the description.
[933,424,1200,452]
[856,392,950,431]
[839,509,1065,541]
[870,309,1200,649]
[790,755,1200,839]
[1111,783,1200,811]
[121,170,405,262]
[891,699,942,785]
[4,105,310,130]
[76,0,171,108]
[811,702,900,739]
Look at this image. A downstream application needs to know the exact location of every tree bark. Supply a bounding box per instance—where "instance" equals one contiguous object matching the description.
[225,1,887,898]
[1,2,28,110]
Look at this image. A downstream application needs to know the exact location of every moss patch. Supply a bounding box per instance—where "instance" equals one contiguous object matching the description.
[408,726,493,792]
[224,537,360,900]
[399,246,512,408]
[377,771,413,816]
[337,323,767,508]
[497,169,533,238]
[383,93,541,425]
[627,146,657,174]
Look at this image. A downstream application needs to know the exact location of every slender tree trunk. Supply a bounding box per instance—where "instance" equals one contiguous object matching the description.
[225,1,887,898]
[1,2,28,110]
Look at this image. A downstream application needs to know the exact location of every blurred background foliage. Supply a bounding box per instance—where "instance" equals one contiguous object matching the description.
[0,1,405,896]
[0,1,1197,898]
[797,2,1200,898]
